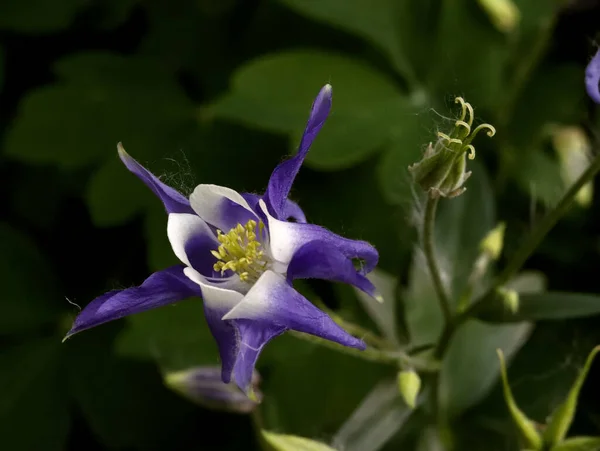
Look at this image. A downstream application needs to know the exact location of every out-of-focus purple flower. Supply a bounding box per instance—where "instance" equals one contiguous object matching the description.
[585,48,600,104]
[165,366,261,413]
[65,85,380,393]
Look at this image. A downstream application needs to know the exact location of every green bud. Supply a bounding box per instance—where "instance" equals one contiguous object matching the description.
[497,349,543,450]
[480,222,506,260]
[551,126,593,208]
[477,0,521,33]
[397,369,421,409]
[551,436,600,451]
[497,286,519,314]
[409,97,495,199]
[261,430,336,451]
[543,346,600,446]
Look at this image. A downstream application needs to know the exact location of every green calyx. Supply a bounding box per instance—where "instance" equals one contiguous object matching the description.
[408,97,496,198]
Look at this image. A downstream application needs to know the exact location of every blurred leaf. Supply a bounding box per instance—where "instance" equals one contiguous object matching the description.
[404,164,495,345]
[439,319,532,418]
[90,0,139,28]
[377,113,432,205]
[212,51,409,170]
[262,430,336,451]
[506,270,547,294]
[261,335,389,438]
[66,326,199,450]
[87,156,150,227]
[115,297,219,371]
[333,379,413,451]
[0,223,62,334]
[553,436,600,451]
[5,53,195,168]
[433,0,508,110]
[508,64,585,149]
[276,0,415,83]
[353,269,402,345]
[0,0,83,32]
[514,148,564,207]
[0,339,68,451]
[479,292,600,323]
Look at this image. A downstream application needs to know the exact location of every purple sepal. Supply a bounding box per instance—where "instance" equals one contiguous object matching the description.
[64,265,199,339]
[586,49,600,104]
[286,240,377,297]
[242,193,307,223]
[118,144,194,214]
[263,85,332,219]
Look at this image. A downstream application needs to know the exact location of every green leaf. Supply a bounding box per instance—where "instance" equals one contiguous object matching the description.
[333,379,413,451]
[87,156,151,227]
[0,0,83,32]
[5,53,195,168]
[115,298,219,371]
[352,269,402,346]
[212,51,408,170]
[262,430,336,451]
[275,0,415,83]
[404,164,495,345]
[66,325,201,450]
[543,346,600,446]
[432,0,508,110]
[0,339,69,451]
[260,335,389,438]
[0,223,62,334]
[377,114,432,205]
[478,292,600,323]
[552,437,600,451]
[514,148,564,208]
[439,319,532,418]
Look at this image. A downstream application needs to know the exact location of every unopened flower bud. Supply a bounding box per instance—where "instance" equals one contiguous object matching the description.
[409,97,495,199]
[164,366,262,414]
[397,369,421,409]
[551,126,593,207]
[480,222,506,260]
[497,287,519,314]
[477,0,521,33]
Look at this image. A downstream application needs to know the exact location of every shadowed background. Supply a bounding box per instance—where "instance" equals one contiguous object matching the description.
[1,0,600,450]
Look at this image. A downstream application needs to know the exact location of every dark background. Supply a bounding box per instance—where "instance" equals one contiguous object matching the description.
[2,1,600,450]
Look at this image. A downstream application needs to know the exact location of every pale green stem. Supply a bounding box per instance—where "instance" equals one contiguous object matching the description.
[289,331,440,373]
[423,196,453,325]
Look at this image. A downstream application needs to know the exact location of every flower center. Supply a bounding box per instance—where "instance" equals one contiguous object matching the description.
[211,219,269,283]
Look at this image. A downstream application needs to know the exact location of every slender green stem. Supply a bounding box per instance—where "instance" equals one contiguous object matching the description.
[289,331,440,372]
[436,148,600,357]
[423,196,453,325]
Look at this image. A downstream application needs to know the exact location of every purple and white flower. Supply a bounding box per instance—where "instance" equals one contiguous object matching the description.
[65,85,380,393]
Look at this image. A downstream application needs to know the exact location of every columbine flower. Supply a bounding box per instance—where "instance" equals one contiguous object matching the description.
[585,48,600,104]
[65,84,379,393]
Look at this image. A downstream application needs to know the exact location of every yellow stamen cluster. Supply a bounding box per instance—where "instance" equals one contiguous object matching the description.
[437,97,496,160]
[211,219,268,283]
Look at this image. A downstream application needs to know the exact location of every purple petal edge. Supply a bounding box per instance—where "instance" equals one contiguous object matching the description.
[118,144,194,214]
[64,265,200,339]
[585,49,600,104]
[263,85,332,218]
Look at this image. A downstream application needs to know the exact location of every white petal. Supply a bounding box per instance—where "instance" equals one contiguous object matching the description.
[259,199,304,264]
[189,184,256,231]
[167,213,217,267]
[222,270,282,320]
[183,267,243,311]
